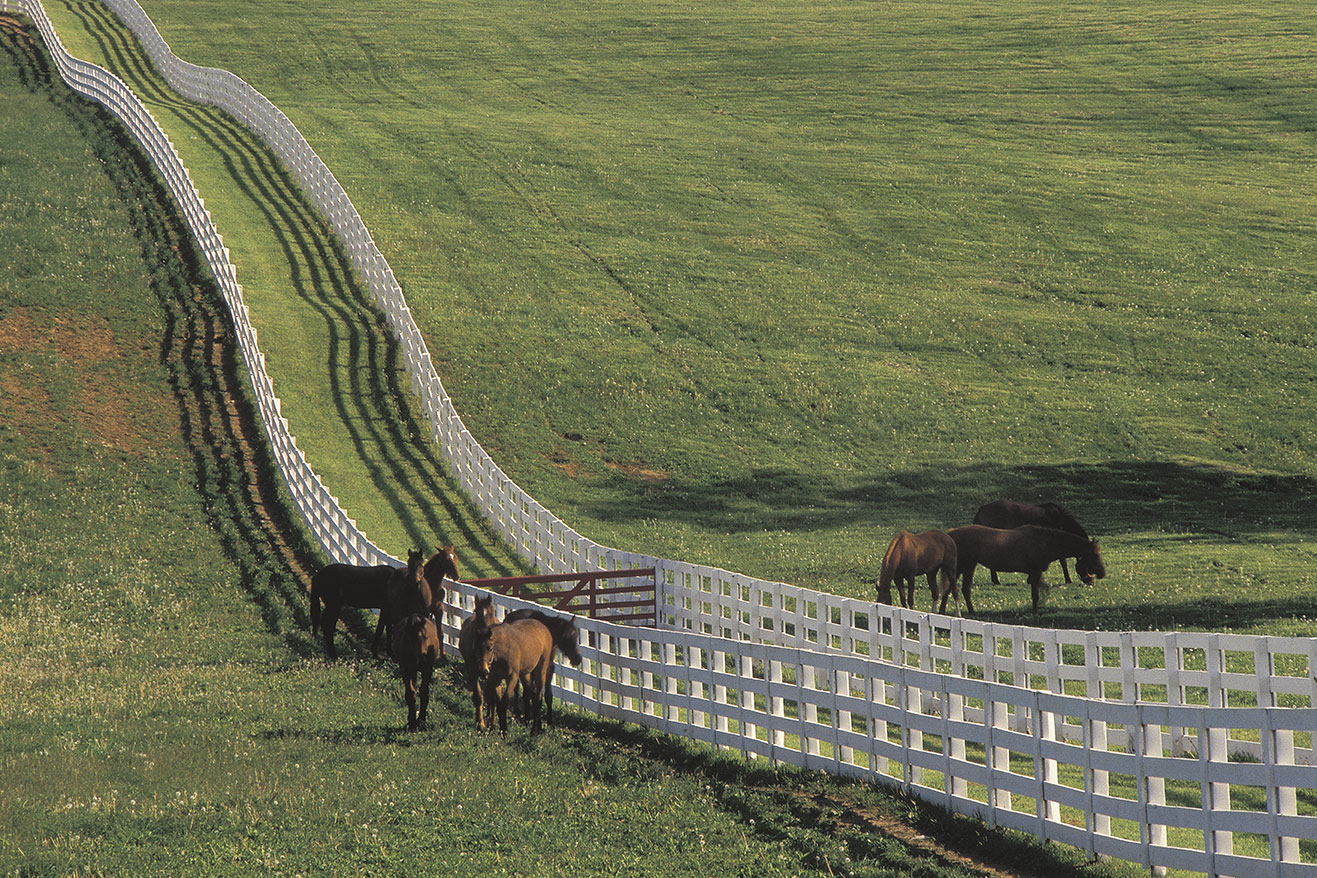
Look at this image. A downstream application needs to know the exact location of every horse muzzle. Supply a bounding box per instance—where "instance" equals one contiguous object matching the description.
[1080,573,1096,587]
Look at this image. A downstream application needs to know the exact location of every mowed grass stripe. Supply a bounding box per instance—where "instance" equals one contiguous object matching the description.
[47,0,526,576]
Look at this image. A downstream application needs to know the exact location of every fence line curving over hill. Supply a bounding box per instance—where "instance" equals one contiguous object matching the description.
[9,0,1316,872]
[70,0,1317,726]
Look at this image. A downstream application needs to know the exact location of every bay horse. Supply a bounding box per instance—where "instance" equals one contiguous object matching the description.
[392,613,441,731]
[876,529,959,614]
[945,524,1105,615]
[503,607,583,725]
[475,617,555,736]
[309,562,396,659]
[423,544,460,595]
[458,595,500,731]
[973,500,1090,585]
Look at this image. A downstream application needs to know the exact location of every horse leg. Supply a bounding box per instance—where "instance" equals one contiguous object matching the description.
[526,670,544,735]
[309,589,321,635]
[990,568,1000,586]
[322,602,341,659]
[1030,571,1042,613]
[470,669,488,731]
[418,661,432,728]
[372,611,388,659]
[495,679,512,736]
[1060,558,1073,584]
[543,664,556,726]
[404,672,418,730]
[961,566,976,616]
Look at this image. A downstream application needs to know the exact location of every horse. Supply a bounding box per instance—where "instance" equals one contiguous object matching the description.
[876,529,959,613]
[309,562,396,659]
[503,607,583,725]
[458,595,500,731]
[474,617,556,736]
[417,544,459,661]
[973,500,1090,585]
[423,544,460,596]
[392,613,441,731]
[380,549,440,656]
[945,524,1105,615]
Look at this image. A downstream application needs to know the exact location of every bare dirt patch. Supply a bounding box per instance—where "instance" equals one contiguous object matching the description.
[607,459,669,483]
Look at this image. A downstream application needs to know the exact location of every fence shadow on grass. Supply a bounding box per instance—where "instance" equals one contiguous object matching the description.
[67,0,527,581]
[14,12,325,657]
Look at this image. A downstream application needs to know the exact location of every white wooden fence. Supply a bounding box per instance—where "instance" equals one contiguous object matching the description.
[9,0,1315,871]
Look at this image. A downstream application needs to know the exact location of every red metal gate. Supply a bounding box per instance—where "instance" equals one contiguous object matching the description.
[465,567,656,626]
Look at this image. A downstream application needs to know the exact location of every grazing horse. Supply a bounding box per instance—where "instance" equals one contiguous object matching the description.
[973,500,1090,585]
[945,524,1105,615]
[475,617,556,736]
[309,562,396,659]
[459,595,500,731]
[392,613,441,731]
[876,530,959,613]
[503,607,583,725]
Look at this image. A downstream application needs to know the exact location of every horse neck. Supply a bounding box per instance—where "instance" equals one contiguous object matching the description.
[1050,528,1091,555]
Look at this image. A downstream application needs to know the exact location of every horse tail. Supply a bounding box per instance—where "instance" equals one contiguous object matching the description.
[308,570,324,634]
[878,532,904,600]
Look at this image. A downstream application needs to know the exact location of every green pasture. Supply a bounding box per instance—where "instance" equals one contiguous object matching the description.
[42,0,1314,634]
[2,20,1147,875]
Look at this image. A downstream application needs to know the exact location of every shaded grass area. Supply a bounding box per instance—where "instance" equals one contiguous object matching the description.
[0,17,1138,877]
[44,0,528,577]
[105,0,1317,631]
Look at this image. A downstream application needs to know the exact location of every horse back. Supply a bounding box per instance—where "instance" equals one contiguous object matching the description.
[883,530,954,578]
[488,618,555,679]
[312,563,395,604]
[951,524,1088,572]
[973,499,1041,529]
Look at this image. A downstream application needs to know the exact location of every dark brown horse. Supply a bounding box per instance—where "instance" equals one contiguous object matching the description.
[945,524,1105,614]
[392,613,441,731]
[503,607,583,725]
[309,562,396,659]
[309,549,437,660]
[876,530,959,613]
[973,500,1090,585]
[459,595,500,731]
[380,549,440,654]
[475,617,555,736]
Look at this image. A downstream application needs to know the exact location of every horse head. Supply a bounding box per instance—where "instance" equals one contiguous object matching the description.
[1075,539,1106,586]
[473,595,497,628]
[425,544,460,585]
[557,617,583,667]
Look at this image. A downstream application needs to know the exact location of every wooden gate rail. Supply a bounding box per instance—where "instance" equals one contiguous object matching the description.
[466,567,656,626]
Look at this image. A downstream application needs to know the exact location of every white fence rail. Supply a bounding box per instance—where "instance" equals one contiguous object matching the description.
[10,0,1315,871]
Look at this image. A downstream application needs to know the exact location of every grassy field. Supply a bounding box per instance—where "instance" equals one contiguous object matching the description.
[0,17,1153,875]
[50,0,1315,634]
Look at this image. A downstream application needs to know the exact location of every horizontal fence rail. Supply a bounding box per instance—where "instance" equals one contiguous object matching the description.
[14,1,1315,871]
[466,567,657,626]
[659,572,1317,736]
